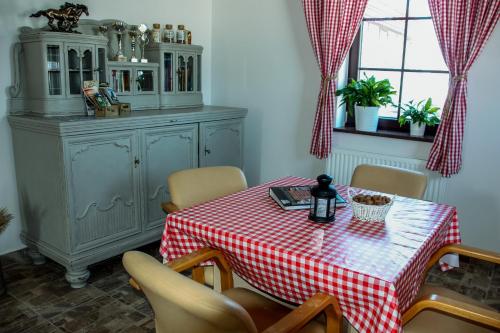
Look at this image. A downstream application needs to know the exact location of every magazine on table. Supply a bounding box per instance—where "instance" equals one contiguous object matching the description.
[269,185,347,211]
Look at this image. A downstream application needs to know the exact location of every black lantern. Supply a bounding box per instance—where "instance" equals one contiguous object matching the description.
[309,174,337,223]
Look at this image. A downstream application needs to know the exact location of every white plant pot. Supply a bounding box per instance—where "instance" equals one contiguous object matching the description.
[355,106,379,132]
[410,123,426,137]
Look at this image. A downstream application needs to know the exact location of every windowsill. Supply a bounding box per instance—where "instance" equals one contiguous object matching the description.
[333,126,435,143]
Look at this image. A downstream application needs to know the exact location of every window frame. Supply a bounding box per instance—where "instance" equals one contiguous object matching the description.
[345,0,448,135]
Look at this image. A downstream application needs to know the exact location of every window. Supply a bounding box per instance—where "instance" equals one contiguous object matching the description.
[347,0,448,131]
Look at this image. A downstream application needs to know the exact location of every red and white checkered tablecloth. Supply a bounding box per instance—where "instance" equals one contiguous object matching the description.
[159,176,460,333]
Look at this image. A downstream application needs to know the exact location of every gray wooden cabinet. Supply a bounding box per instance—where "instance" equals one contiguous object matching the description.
[108,61,160,110]
[145,43,203,109]
[65,131,142,253]
[10,22,205,118]
[141,124,198,230]
[200,119,244,168]
[9,30,108,116]
[9,106,246,288]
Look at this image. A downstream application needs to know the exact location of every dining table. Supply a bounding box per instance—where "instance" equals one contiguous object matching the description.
[159,176,461,333]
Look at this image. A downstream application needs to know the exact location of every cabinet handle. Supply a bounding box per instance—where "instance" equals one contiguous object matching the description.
[204,147,211,155]
[134,157,140,167]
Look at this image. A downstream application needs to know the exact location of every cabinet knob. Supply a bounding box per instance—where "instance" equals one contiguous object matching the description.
[134,158,140,167]
[204,148,211,155]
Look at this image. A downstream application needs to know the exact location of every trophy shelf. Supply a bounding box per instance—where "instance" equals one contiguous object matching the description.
[9,20,204,117]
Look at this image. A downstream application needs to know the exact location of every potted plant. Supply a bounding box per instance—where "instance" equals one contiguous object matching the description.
[398,98,440,137]
[336,75,396,132]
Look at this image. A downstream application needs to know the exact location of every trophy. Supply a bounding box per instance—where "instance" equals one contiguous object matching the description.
[138,24,149,63]
[113,21,127,62]
[128,25,138,63]
[97,25,108,36]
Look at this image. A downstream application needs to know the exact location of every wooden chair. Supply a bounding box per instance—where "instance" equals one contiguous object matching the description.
[403,244,500,332]
[123,248,342,333]
[161,166,248,286]
[161,166,247,212]
[350,164,428,199]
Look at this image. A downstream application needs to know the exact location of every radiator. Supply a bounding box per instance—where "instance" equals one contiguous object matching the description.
[326,148,448,203]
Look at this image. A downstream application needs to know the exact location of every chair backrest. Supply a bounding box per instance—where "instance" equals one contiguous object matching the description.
[168,166,247,210]
[123,251,258,333]
[350,164,428,199]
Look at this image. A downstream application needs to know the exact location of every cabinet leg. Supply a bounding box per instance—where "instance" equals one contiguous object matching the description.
[65,267,90,289]
[27,248,46,265]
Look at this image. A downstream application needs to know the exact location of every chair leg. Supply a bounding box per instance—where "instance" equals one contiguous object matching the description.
[192,266,205,285]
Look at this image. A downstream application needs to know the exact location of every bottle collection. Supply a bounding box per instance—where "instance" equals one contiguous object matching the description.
[152,23,192,44]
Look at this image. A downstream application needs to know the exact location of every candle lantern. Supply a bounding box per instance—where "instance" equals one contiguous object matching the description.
[309,174,337,223]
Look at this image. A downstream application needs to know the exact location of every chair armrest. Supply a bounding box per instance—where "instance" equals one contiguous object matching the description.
[169,248,234,290]
[161,201,179,214]
[262,293,342,333]
[129,247,234,291]
[424,244,500,277]
[403,288,500,330]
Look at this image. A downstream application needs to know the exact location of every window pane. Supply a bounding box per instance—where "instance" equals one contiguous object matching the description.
[401,72,449,116]
[409,0,431,17]
[364,0,406,18]
[360,70,401,118]
[360,20,405,69]
[405,20,447,70]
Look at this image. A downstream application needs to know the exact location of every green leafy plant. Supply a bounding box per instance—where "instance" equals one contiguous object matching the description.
[335,74,397,115]
[0,208,13,234]
[398,98,441,127]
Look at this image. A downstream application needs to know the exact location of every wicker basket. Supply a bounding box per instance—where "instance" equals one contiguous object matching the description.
[348,189,394,222]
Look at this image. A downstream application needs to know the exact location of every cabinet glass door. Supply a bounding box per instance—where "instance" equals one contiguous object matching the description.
[164,52,173,92]
[81,48,93,83]
[97,47,107,84]
[177,55,186,92]
[111,69,131,94]
[67,47,81,95]
[197,54,202,92]
[47,45,62,95]
[136,69,154,93]
[187,55,194,92]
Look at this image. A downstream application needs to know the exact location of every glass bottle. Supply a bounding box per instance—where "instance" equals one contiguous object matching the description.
[176,24,186,44]
[186,30,192,45]
[163,24,175,43]
[152,23,161,43]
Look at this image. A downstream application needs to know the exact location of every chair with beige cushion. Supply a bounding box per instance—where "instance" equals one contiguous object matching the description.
[161,166,248,286]
[162,166,247,212]
[123,248,343,333]
[350,164,428,199]
[403,244,500,332]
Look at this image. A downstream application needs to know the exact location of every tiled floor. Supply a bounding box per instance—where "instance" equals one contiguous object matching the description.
[0,243,498,333]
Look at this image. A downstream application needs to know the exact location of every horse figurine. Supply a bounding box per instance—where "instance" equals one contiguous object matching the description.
[30,3,89,33]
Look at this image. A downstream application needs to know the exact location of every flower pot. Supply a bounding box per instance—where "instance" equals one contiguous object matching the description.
[410,123,426,137]
[355,106,379,132]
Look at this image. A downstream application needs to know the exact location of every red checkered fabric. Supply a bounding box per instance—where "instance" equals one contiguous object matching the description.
[160,177,461,333]
[302,0,368,159]
[426,0,500,177]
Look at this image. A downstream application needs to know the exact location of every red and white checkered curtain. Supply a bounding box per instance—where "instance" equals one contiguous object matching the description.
[426,0,500,177]
[303,0,368,159]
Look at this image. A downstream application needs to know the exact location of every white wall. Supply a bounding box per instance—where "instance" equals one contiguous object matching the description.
[212,1,500,252]
[0,0,213,255]
[211,0,324,186]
